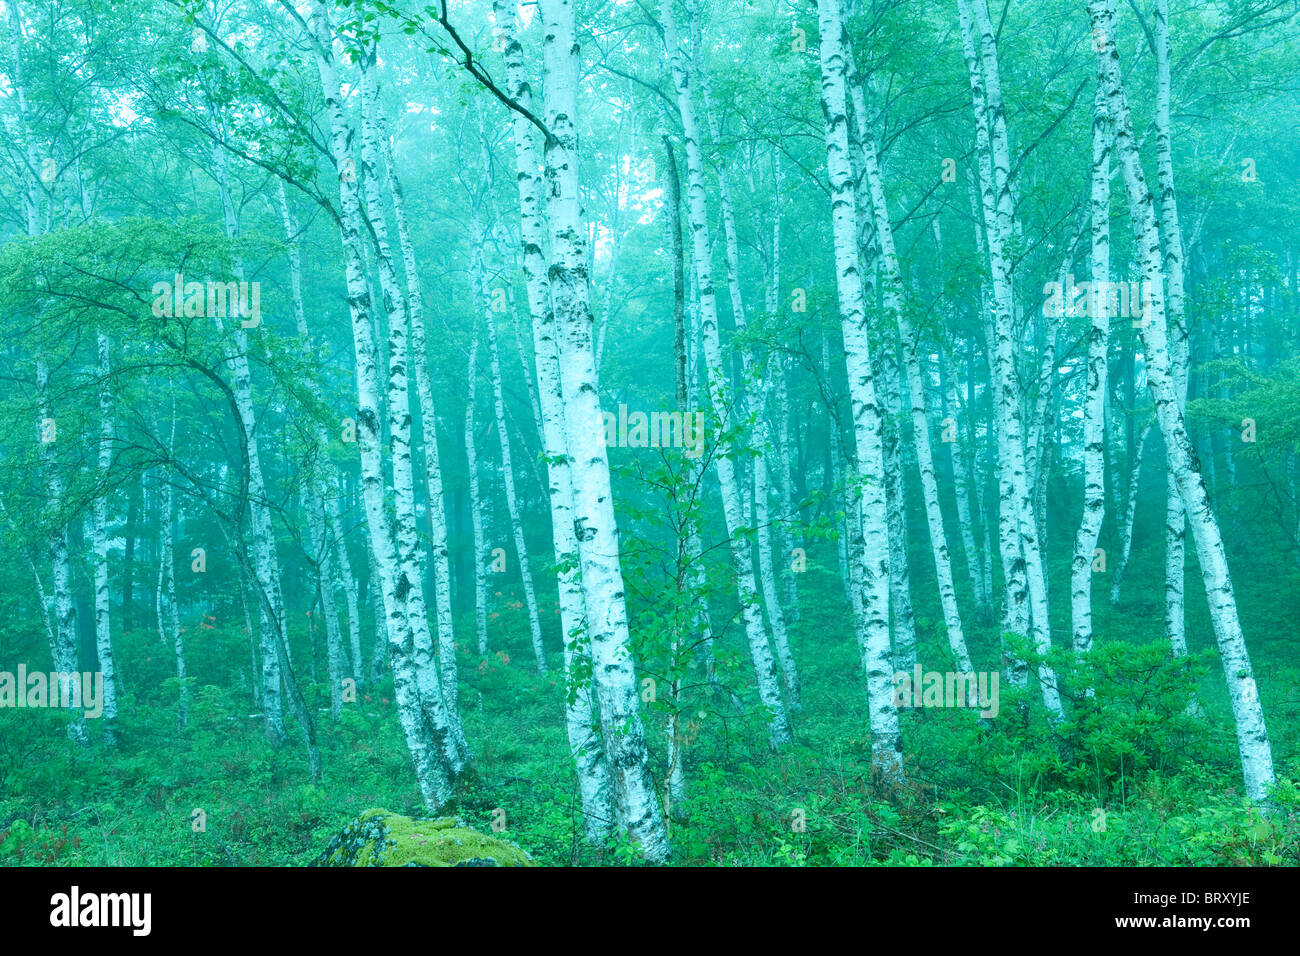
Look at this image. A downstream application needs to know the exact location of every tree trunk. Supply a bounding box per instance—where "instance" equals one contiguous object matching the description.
[852,92,973,674]
[816,0,902,776]
[380,126,460,705]
[359,43,469,764]
[494,0,615,841]
[1071,81,1112,687]
[213,144,286,744]
[661,0,793,748]
[541,0,671,861]
[307,0,456,809]
[93,333,119,744]
[958,0,1063,717]
[1090,0,1275,802]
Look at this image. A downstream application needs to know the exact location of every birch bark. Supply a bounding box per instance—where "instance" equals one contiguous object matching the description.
[358,44,468,763]
[493,0,614,839]
[958,0,1063,716]
[1090,0,1274,801]
[852,94,973,674]
[306,0,456,807]
[379,127,461,697]
[816,0,902,774]
[93,333,119,744]
[212,144,286,743]
[541,0,671,860]
[464,324,490,658]
[1071,82,1112,675]
[660,0,793,747]
[1154,0,1191,659]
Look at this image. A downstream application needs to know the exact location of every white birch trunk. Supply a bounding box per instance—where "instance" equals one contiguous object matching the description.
[379,128,461,703]
[853,98,973,674]
[37,360,88,745]
[464,324,490,658]
[1154,0,1190,659]
[661,0,793,747]
[1091,0,1275,802]
[1071,81,1112,676]
[959,0,1063,716]
[541,0,671,861]
[816,0,902,775]
[213,145,286,744]
[358,46,468,765]
[877,341,919,671]
[93,333,119,744]
[765,157,800,619]
[307,0,454,808]
[158,401,187,731]
[492,0,614,840]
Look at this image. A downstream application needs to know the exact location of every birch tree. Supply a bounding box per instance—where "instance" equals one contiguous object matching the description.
[306,0,462,808]
[1070,81,1112,676]
[957,0,1063,718]
[660,0,793,748]
[815,0,902,775]
[540,0,671,860]
[1089,0,1275,803]
[92,333,119,744]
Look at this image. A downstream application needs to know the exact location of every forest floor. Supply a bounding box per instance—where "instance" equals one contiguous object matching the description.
[2,539,1299,866]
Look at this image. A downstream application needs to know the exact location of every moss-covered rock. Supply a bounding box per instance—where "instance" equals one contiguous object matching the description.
[311,809,536,867]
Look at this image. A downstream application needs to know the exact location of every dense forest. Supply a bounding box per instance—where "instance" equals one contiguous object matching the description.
[1,0,1298,869]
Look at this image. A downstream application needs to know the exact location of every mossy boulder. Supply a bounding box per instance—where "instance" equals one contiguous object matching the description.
[311,809,536,867]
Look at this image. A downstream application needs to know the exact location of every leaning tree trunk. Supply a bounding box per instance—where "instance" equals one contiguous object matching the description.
[1090,0,1275,803]
[307,0,455,809]
[661,0,793,748]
